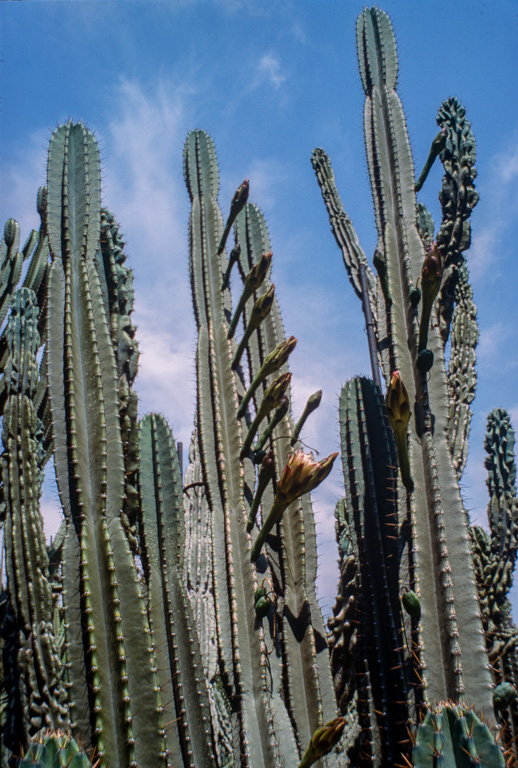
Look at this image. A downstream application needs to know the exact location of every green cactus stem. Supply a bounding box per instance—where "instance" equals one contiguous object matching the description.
[17,730,99,768]
[291,390,322,447]
[246,451,275,532]
[46,122,165,766]
[240,372,291,460]
[217,178,249,255]
[227,250,272,338]
[415,127,447,192]
[231,283,275,369]
[237,335,297,418]
[412,702,505,767]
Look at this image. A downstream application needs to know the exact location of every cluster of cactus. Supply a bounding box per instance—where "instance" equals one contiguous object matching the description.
[1,6,517,768]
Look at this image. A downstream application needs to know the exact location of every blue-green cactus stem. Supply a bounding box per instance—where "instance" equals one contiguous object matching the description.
[252,395,290,458]
[231,283,275,369]
[0,219,24,328]
[221,243,241,290]
[217,177,249,255]
[240,372,291,459]
[227,250,272,339]
[17,729,98,768]
[415,127,447,192]
[46,122,165,766]
[412,702,505,767]
[246,451,275,532]
[234,199,339,755]
[138,413,216,768]
[185,128,300,767]
[354,8,491,709]
[237,335,297,419]
[291,390,322,447]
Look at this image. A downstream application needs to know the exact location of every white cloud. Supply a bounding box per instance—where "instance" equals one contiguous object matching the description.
[256,53,287,90]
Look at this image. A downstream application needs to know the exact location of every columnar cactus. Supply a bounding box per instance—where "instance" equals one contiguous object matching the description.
[0,7,516,768]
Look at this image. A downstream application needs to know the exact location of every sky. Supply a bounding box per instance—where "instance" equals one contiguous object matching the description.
[1,0,518,619]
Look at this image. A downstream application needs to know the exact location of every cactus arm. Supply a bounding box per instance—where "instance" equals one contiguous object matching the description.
[139,413,216,768]
[0,220,24,328]
[356,7,491,708]
[185,129,295,768]
[447,263,478,477]
[234,203,340,758]
[46,123,164,766]
[1,288,67,744]
[434,98,479,344]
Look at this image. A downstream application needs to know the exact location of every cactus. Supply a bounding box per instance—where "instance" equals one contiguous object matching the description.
[0,6,516,768]
[17,729,97,768]
[412,702,504,767]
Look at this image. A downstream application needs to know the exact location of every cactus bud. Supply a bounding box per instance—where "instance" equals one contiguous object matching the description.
[240,373,291,459]
[493,682,516,709]
[254,586,271,619]
[217,178,249,254]
[222,243,241,290]
[247,451,275,532]
[291,389,322,446]
[3,219,19,249]
[238,337,297,418]
[253,395,290,457]
[409,285,421,307]
[228,252,272,338]
[416,348,434,372]
[232,284,276,368]
[298,717,346,768]
[401,589,421,620]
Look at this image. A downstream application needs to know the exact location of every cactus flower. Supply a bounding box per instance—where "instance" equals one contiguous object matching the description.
[386,371,414,492]
[250,450,338,561]
[298,717,346,768]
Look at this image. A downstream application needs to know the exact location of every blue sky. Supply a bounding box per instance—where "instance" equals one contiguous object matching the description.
[1,0,518,617]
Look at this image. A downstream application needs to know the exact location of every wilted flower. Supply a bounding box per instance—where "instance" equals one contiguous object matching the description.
[385,371,411,434]
[386,371,414,493]
[298,718,346,768]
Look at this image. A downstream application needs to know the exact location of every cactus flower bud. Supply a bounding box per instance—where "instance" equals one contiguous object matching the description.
[222,243,241,290]
[238,337,297,418]
[228,252,272,339]
[240,373,291,459]
[246,451,275,532]
[232,284,276,368]
[386,371,414,492]
[253,395,290,457]
[298,717,346,768]
[218,178,249,254]
[250,450,338,561]
[291,389,323,446]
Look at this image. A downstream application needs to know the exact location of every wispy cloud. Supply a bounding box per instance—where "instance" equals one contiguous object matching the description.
[255,53,287,90]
